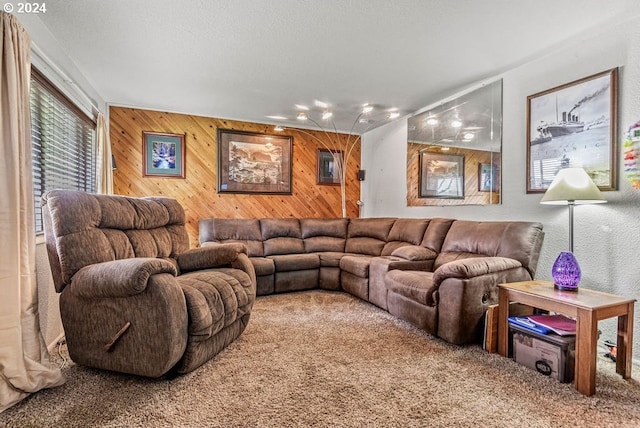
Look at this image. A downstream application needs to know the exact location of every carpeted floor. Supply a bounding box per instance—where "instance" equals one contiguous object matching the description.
[1,290,639,427]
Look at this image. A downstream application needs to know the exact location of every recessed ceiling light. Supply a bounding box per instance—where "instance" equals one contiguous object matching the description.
[295,104,309,111]
[362,104,373,114]
[315,100,329,109]
[322,111,333,120]
[426,118,438,126]
[266,115,287,120]
[388,111,400,119]
[463,132,474,140]
[451,120,462,128]
[297,112,308,121]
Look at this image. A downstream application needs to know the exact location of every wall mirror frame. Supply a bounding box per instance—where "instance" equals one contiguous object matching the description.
[407,79,503,206]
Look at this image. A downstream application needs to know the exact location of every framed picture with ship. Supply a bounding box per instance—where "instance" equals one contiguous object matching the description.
[217,129,292,194]
[526,68,618,193]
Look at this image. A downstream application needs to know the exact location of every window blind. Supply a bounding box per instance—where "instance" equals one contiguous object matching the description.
[30,68,97,233]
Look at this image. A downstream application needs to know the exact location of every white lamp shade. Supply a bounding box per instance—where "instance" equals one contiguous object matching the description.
[540,167,607,205]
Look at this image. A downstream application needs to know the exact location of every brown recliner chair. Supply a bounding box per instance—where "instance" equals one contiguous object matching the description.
[42,190,256,377]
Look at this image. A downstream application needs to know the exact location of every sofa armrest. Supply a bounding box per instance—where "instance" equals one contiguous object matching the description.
[391,245,437,261]
[70,258,178,298]
[433,257,522,288]
[177,243,248,273]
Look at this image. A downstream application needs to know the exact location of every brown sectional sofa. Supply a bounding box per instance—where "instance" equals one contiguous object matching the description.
[199,217,544,345]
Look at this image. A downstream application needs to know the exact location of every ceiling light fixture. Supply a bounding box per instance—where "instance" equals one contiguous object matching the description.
[388,111,400,119]
[297,112,308,121]
[315,100,329,109]
[266,115,287,120]
[295,104,309,111]
[426,118,438,126]
[463,132,474,140]
[451,119,462,128]
[362,104,373,114]
[322,111,333,120]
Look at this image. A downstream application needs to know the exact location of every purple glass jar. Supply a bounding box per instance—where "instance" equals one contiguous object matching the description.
[552,251,581,291]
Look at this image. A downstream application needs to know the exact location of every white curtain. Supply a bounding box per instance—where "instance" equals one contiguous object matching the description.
[0,12,65,413]
[96,112,114,194]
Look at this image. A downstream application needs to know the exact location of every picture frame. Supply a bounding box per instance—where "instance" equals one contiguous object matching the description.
[418,152,465,199]
[478,163,499,192]
[142,131,185,178]
[217,129,292,194]
[317,149,342,185]
[526,68,618,193]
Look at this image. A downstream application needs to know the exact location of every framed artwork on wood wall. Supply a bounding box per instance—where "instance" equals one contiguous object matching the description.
[526,68,618,193]
[142,131,186,178]
[418,152,465,199]
[217,129,293,194]
[317,149,342,185]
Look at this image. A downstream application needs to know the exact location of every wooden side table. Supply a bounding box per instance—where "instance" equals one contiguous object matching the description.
[497,280,635,396]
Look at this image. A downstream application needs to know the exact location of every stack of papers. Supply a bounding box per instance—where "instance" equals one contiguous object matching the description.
[527,314,576,336]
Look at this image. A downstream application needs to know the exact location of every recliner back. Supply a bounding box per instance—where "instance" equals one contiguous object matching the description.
[42,190,189,292]
[435,220,544,277]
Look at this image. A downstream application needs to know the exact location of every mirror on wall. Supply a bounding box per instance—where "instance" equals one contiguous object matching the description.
[407,80,502,206]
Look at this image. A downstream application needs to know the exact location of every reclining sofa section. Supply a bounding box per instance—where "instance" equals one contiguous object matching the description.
[199,217,544,345]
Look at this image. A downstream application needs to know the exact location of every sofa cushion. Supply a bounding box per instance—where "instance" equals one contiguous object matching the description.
[387,218,430,244]
[269,254,320,272]
[261,219,305,256]
[199,218,264,257]
[300,218,348,238]
[345,218,395,256]
[339,255,373,278]
[304,236,346,253]
[316,251,347,267]
[385,270,438,306]
[421,218,455,252]
[390,245,437,261]
[250,257,275,276]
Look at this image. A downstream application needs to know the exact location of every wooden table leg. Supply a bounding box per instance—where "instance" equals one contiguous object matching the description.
[575,308,598,396]
[497,288,509,357]
[617,301,634,379]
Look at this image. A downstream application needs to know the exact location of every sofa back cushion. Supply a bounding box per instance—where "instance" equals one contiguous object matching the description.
[435,220,544,276]
[300,218,348,253]
[42,190,189,292]
[199,218,264,257]
[345,218,396,256]
[261,218,305,256]
[420,218,455,252]
[382,218,430,255]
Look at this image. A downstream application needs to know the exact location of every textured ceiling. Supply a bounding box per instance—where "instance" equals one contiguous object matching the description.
[37,0,637,132]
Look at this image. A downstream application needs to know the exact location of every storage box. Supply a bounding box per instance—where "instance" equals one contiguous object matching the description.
[510,323,575,383]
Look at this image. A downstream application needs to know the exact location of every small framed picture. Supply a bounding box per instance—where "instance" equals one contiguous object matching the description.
[317,149,342,185]
[419,152,465,199]
[142,131,185,178]
[478,163,499,192]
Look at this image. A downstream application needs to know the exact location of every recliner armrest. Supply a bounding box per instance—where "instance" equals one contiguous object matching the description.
[432,257,522,287]
[177,243,248,273]
[70,258,178,298]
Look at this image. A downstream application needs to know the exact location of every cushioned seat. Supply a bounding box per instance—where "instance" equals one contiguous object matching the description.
[268,253,320,271]
[339,255,372,277]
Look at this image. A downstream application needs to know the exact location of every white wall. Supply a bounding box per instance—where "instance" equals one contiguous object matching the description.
[362,17,640,361]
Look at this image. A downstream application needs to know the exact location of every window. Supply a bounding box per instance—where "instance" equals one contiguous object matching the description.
[30,68,97,233]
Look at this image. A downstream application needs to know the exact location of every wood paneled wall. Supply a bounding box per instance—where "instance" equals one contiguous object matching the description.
[110,107,361,245]
[407,143,501,206]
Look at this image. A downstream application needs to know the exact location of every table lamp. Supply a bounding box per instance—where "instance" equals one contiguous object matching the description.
[540,167,606,290]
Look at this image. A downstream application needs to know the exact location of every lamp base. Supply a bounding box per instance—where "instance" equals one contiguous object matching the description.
[551,251,581,291]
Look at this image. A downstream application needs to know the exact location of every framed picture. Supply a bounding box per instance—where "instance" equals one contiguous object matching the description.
[317,149,342,185]
[478,163,499,192]
[418,152,465,199]
[142,131,185,178]
[217,129,292,194]
[526,68,618,193]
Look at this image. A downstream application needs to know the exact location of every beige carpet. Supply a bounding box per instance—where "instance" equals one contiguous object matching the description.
[2,290,639,427]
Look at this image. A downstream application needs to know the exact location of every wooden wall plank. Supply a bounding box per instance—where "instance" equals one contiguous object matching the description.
[110,107,361,245]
